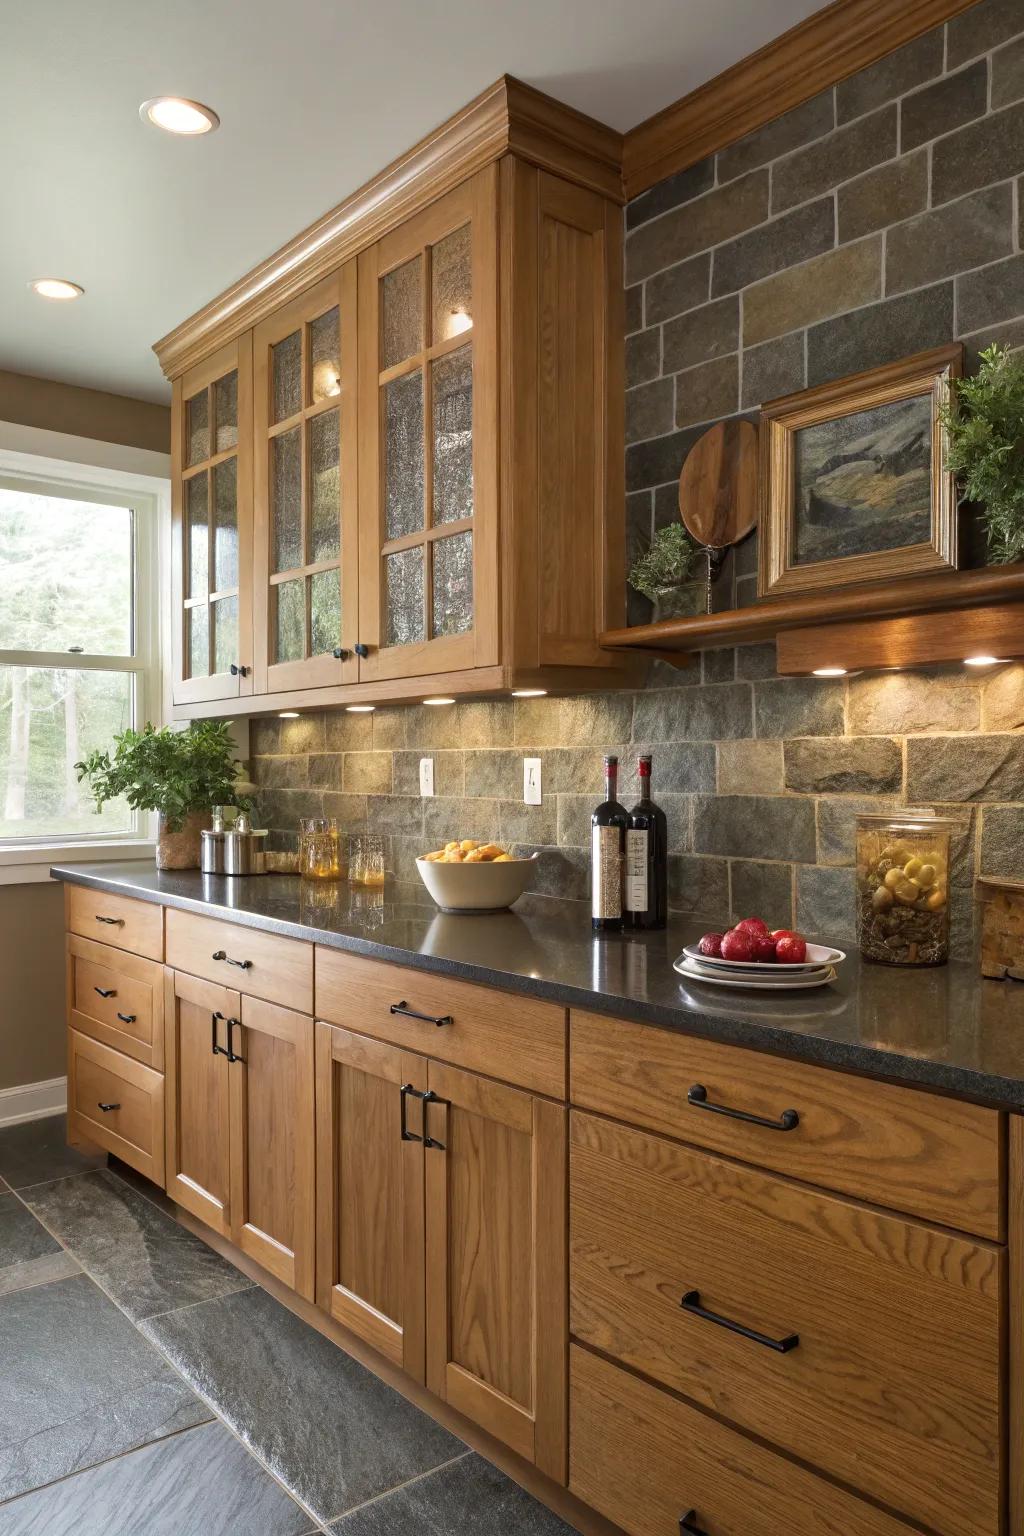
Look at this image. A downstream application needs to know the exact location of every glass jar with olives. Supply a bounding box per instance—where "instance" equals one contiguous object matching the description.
[856,813,956,966]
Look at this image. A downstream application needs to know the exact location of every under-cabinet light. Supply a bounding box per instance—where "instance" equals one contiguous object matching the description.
[963,655,1005,667]
[346,705,375,712]
[812,667,847,677]
[278,711,300,718]
[423,697,455,706]
[511,689,547,697]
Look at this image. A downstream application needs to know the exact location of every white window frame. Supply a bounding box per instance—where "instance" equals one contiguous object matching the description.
[0,446,168,878]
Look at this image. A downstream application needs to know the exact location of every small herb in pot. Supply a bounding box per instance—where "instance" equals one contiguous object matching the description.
[76,720,248,831]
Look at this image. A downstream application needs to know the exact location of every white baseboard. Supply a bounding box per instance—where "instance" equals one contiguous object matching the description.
[0,1076,67,1128]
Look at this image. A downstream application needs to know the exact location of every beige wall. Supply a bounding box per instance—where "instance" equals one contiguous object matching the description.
[0,369,169,454]
[0,883,67,1091]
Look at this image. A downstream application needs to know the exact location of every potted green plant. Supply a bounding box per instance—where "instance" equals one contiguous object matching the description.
[628,523,701,620]
[942,342,1024,564]
[76,721,249,870]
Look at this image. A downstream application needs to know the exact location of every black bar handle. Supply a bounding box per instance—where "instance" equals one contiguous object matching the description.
[390,1000,453,1028]
[680,1514,709,1536]
[687,1083,799,1133]
[400,1083,423,1142]
[97,1102,120,1113]
[211,1011,229,1057]
[93,986,117,998]
[226,1017,245,1063]
[681,1290,799,1354]
[116,1011,136,1025]
[95,914,124,926]
[212,949,252,971]
[423,1089,445,1150]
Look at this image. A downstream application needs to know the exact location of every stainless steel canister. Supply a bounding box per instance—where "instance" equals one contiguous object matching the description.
[223,826,269,876]
[200,829,226,874]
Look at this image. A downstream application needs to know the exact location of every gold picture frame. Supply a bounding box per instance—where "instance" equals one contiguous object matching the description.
[758,343,962,599]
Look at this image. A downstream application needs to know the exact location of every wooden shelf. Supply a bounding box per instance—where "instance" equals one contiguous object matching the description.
[601,564,1024,670]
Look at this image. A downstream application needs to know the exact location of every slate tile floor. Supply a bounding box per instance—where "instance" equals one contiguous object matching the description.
[0,1115,577,1535]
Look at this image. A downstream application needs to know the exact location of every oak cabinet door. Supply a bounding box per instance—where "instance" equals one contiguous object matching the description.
[315,1023,427,1382]
[164,971,236,1232]
[424,1060,567,1481]
[229,997,316,1298]
[252,266,359,694]
[171,336,254,705]
[356,168,498,683]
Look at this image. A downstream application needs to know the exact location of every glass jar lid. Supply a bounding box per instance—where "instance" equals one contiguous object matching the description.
[855,809,960,833]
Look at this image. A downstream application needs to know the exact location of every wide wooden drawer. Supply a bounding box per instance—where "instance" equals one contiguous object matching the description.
[67,933,164,1070]
[166,908,312,1013]
[315,948,566,1098]
[68,1029,165,1186]
[571,1346,916,1536]
[570,1010,1003,1238]
[570,1110,1002,1536]
[66,884,163,962]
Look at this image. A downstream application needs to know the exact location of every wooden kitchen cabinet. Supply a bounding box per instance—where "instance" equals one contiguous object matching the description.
[164,969,235,1233]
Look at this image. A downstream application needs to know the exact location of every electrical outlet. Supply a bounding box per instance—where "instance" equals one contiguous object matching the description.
[523,757,542,805]
[419,757,435,797]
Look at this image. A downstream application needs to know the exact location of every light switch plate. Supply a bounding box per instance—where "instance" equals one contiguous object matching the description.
[419,757,435,797]
[523,757,542,805]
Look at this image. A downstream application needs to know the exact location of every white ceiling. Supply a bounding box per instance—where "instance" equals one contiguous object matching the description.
[3,0,821,404]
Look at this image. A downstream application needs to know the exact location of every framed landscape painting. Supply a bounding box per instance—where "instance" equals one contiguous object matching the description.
[758,344,962,598]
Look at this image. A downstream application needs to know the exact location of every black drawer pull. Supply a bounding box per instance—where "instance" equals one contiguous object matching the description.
[93,986,116,998]
[116,1011,137,1025]
[212,949,252,970]
[680,1514,709,1536]
[97,1102,120,1113]
[681,1290,799,1354]
[687,1083,799,1132]
[390,1000,453,1027]
[226,1017,244,1064]
[211,1010,230,1057]
[95,914,124,926]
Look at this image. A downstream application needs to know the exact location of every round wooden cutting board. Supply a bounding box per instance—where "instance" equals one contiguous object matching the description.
[678,419,758,550]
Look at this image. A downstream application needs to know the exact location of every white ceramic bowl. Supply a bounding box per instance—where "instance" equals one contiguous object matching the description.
[415,853,538,913]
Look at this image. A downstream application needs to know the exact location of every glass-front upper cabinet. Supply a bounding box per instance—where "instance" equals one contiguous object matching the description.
[171,338,253,705]
[252,266,358,693]
[356,169,498,683]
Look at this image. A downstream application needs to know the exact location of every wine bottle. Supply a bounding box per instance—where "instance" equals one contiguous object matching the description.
[625,754,668,931]
[591,754,627,933]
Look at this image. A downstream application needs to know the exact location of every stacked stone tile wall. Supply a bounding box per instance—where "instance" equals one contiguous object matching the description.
[250,0,1024,948]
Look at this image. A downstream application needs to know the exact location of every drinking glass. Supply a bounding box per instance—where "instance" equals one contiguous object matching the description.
[299,817,342,880]
[349,833,385,886]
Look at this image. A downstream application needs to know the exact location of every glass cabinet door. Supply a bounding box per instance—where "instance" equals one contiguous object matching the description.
[172,338,253,704]
[357,169,498,682]
[252,266,358,693]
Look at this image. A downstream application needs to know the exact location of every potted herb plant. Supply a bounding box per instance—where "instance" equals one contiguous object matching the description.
[942,342,1024,564]
[628,523,701,620]
[76,720,249,869]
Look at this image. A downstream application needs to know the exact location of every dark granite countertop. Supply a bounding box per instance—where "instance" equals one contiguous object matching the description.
[52,861,1024,1112]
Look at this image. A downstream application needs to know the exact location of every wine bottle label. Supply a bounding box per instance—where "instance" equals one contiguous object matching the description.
[625,828,649,912]
[592,825,622,919]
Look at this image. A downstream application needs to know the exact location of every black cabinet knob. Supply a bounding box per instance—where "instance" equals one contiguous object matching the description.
[333,647,350,660]
[97,1102,120,1113]
[354,642,369,658]
[229,663,249,678]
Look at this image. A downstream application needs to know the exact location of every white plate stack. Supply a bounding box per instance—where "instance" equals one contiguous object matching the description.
[674,941,846,991]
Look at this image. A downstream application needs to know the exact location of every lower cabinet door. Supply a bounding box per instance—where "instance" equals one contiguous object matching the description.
[315,1023,427,1381]
[424,1060,567,1482]
[164,970,236,1233]
[230,997,315,1298]
[68,1028,164,1185]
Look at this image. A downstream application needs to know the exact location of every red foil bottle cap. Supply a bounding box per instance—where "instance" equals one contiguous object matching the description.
[638,756,651,777]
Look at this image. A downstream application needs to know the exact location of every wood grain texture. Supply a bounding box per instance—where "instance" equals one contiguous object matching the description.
[67,1028,165,1186]
[570,1010,1003,1238]
[67,933,165,1071]
[165,907,312,1013]
[623,0,981,197]
[164,968,237,1232]
[678,420,758,551]
[570,1344,918,1536]
[569,1110,1003,1536]
[230,996,316,1299]
[1011,1114,1024,1536]
[777,599,1024,674]
[314,947,566,1099]
[66,885,163,961]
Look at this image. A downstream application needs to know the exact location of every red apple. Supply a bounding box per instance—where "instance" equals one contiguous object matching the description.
[735,916,770,939]
[751,934,778,963]
[770,928,801,943]
[775,934,808,964]
[698,932,724,958]
[720,928,755,962]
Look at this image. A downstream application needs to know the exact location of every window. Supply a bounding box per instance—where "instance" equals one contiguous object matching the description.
[0,471,158,847]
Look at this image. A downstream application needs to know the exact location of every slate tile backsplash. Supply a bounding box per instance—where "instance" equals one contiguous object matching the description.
[250,0,1024,952]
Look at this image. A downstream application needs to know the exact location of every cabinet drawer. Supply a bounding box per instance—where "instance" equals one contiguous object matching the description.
[571,1346,916,1536]
[570,1010,1002,1238]
[66,885,163,962]
[68,1029,165,1186]
[67,934,164,1071]
[570,1110,1002,1536]
[315,949,566,1098]
[166,908,312,1013]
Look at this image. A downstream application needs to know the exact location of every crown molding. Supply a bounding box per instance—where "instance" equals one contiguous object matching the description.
[153,76,623,382]
[623,0,981,200]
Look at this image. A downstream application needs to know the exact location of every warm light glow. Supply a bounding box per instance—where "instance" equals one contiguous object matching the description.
[447,308,473,338]
[140,97,220,135]
[278,711,300,718]
[423,697,455,706]
[812,667,848,677]
[346,705,375,712]
[511,689,547,697]
[29,278,83,300]
[312,359,341,398]
[963,655,1005,667]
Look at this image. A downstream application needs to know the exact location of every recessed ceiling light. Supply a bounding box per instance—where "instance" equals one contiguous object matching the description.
[963,655,1005,667]
[812,667,847,677]
[278,711,300,719]
[29,278,83,301]
[346,705,375,713]
[511,689,547,697]
[140,97,220,135]
[423,697,455,706]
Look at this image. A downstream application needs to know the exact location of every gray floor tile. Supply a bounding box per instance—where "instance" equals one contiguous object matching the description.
[330,1453,577,1534]
[0,1194,80,1298]
[0,1271,211,1502]
[24,1169,252,1322]
[0,1421,316,1536]
[0,1116,105,1191]
[142,1286,464,1525]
